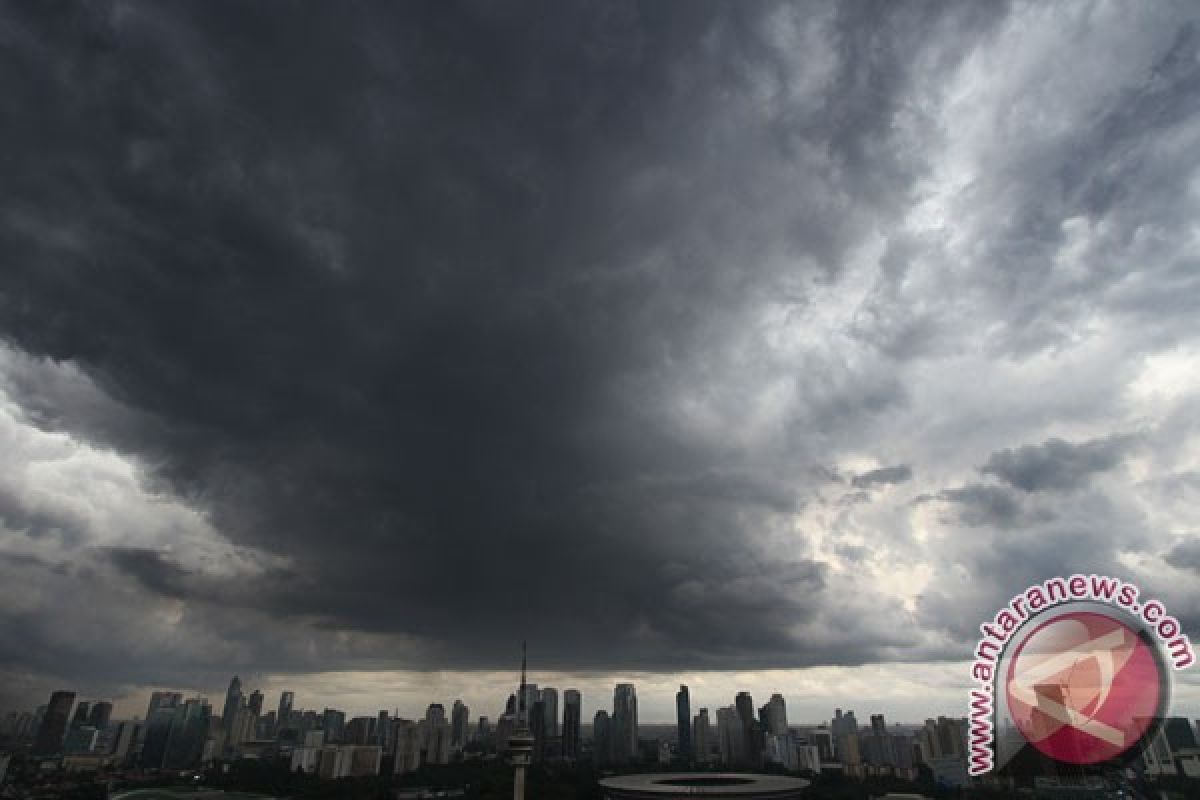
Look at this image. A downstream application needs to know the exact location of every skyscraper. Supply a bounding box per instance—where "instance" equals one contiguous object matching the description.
[451,700,469,749]
[276,691,294,735]
[147,691,182,719]
[612,683,638,764]
[163,697,211,770]
[675,685,691,764]
[323,708,346,744]
[540,687,558,739]
[71,701,91,728]
[32,691,75,756]
[562,689,581,761]
[88,701,113,730]
[221,676,243,738]
[693,708,711,765]
[716,706,743,766]
[592,710,611,766]
[247,690,264,717]
[735,691,762,766]
[765,694,787,736]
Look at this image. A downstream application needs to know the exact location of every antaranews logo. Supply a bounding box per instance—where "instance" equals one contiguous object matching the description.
[967,574,1195,776]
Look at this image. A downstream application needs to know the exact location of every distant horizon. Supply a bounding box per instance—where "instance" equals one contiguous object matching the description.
[2,0,1198,742]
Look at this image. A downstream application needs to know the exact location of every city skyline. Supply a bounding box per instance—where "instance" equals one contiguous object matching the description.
[2,0,1199,732]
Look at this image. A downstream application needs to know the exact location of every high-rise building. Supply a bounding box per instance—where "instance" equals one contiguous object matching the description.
[376,710,390,750]
[141,707,176,767]
[247,690,264,717]
[346,717,373,746]
[592,710,611,766]
[393,720,422,774]
[322,708,346,744]
[540,687,558,738]
[562,690,581,761]
[451,700,469,749]
[735,692,763,766]
[147,691,183,719]
[612,683,638,764]
[765,694,787,736]
[221,676,243,739]
[477,716,491,747]
[32,691,75,756]
[692,708,711,765]
[276,691,294,735]
[72,701,91,728]
[163,697,211,770]
[530,698,546,761]
[676,686,691,764]
[716,706,743,766]
[88,701,113,730]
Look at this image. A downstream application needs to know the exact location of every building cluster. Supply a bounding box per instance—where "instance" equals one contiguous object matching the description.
[3,676,1199,789]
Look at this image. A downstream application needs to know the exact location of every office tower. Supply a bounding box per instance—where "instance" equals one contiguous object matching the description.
[346,717,373,746]
[676,686,691,764]
[376,710,390,750]
[716,706,743,766]
[72,701,91,728]
[247,690,264,717]
[147,691,183,719]
[276,691,294,734]
[64,725,99,754]
[477,716,491,747]
[508,642,535,800]
[811,729,834,761]
[692,708,711,765]
[612,683,638,764]
[832,709,859,746]
[562,690,581,761]
[765,694,787,736]
[592,710,611,766]
[32,691,75,756]
[88,701,113,730]
[393,720,422,774]
[530,698,546,761]
[163,697,211,770]
[221,676,243,737]
[451,700,469,749]
[735,692,762,766]
[505,693,517,716]
[111,720,138,763]
[141,707,176,767]
[540,687,558,738]
[258,711,277,739]
[322,708,346,744]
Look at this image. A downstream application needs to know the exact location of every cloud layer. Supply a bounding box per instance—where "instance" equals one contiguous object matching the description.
[1,1,1198,717]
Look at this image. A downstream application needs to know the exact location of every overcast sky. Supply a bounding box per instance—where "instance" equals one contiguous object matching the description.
[1,1,1199,724]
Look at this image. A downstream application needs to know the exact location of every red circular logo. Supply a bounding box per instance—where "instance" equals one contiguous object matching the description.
[1005,611,1164,765]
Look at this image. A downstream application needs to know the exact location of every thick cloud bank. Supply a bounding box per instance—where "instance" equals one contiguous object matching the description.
[1,1,1198,711]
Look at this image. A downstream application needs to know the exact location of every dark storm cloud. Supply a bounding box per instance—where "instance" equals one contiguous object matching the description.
[980,434,1137,492]
[104,547,192,599]
[0,0,1014,684]
[3,0,1198,710]
[1165,538,1200,575]
[851,464,911,489]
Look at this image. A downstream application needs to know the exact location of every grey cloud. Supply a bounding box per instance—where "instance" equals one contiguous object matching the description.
[0,0,1196,708]
[1165,538,1200,574]
[851,464,912,489]
[980,434,1137,492]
